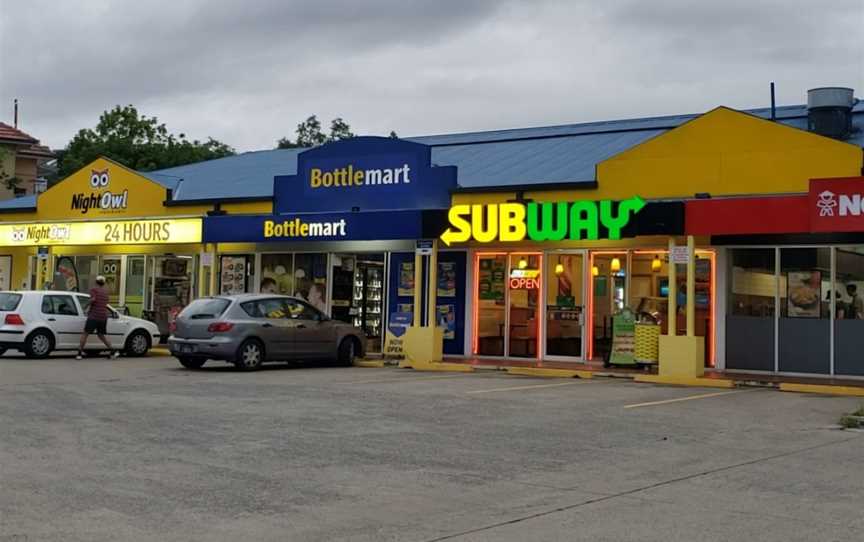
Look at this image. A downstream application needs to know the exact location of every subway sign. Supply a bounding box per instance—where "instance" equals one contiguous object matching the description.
[440,197,645,246]
[0,218,202,246]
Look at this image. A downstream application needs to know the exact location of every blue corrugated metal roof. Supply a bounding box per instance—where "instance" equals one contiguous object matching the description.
[0,194,37,210]
[148,149,302,201]
[145,103,864,201]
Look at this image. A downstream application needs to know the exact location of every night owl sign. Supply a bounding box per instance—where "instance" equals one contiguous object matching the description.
[70,168,130,215]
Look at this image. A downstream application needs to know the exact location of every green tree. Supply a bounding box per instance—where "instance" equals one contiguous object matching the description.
[277,115,356,149]
[57,105,235,179]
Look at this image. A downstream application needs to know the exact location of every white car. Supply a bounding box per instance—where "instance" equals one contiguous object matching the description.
[0,291,161,358]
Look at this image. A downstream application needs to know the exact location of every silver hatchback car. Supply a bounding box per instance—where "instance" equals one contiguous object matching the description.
[168,294,366,370]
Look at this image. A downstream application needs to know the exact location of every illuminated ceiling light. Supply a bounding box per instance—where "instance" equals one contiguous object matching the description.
[610,257,621,272]
[554,263,564,275]
[592,265,599,276]
[651,255,662,272]
[518,258,528,269]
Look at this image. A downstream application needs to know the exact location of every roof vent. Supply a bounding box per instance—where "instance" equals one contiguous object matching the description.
[807,87,856,139]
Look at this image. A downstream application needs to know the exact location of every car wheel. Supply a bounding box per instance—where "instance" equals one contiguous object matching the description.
[124,330,151,357]
[337,337,357,366]
[25,329,54,359]
[178,356,206,369]
[234,339,264,371]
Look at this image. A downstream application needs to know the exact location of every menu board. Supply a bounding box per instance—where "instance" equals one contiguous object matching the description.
[478,258,506,301]
[220,255,248,295]
[609,308,636,365]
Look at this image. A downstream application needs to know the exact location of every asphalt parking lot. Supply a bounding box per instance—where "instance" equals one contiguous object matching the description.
[1,355,863,542]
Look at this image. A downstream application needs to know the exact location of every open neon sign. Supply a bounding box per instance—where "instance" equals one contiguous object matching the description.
[509,268,540,289]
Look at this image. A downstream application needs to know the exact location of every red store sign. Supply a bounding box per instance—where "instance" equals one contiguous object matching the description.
[810,177,864,232]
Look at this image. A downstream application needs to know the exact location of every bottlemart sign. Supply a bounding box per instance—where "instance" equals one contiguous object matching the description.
[440,197,645,246]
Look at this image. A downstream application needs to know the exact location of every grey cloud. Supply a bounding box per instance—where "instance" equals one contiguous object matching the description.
[1,0,862,151]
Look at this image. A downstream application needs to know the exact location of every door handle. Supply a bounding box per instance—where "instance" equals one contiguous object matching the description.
[297,324,306,329]
[47,318,56,321]
[261,323,273,328]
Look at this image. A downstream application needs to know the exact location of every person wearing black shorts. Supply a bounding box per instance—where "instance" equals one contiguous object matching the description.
[76,275,120,360]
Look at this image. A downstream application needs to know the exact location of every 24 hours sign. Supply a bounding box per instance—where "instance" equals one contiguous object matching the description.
[0,218,202,246]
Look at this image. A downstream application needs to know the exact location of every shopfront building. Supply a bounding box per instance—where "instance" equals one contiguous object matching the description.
[0,157,268,334]
[440,106,864,372]
[689,177,864,378]
[200,137,468,356]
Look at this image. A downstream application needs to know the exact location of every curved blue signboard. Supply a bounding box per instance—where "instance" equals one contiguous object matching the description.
[274,136,457,214]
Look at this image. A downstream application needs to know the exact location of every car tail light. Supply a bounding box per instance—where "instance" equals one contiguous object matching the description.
[168,321,177,334]
[5,314,24,325]
[207,322,234,333]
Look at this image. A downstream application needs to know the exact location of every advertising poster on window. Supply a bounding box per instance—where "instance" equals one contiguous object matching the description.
[0,255,9,290]
[436,304,456,340]
[384,311,412,357]
[787,271,822,318]
[437,262,456,297]
[220,256,248,295]
[294,253,328,314]
[398,262,415,296]
[260,254,294,295]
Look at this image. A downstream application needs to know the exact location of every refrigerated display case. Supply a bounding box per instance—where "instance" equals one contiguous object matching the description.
[353,261,383,352]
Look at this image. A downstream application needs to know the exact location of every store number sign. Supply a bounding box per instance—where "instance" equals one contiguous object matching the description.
[0,218,202,246]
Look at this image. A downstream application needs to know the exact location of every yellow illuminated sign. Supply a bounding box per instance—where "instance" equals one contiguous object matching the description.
[0,218,202,246]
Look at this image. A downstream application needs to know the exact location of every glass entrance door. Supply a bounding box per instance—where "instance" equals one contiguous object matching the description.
[544,252,585,360]
[590,252,627,361]
[508,253,541,358]
[125,256,147,317]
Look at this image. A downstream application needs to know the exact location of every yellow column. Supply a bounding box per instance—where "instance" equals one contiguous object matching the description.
[667,238,677,336]
[412,250,423,327]
[686,235,696,337]
[427,239,438,329]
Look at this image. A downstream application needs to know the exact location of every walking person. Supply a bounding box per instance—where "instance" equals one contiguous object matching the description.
[76,275,120,360]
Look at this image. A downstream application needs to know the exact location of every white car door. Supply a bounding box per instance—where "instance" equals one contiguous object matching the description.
[41,293,86,349]
[75,295,130,349]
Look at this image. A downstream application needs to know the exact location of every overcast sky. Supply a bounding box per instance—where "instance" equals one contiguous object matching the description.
[1,0,863,152]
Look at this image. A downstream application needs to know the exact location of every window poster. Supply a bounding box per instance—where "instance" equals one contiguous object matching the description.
[787,271,821,318]
[436,304,456,340]
[398,262,415,297]
[437,262,456,297]
[294,253,328,314]
[220,256,248,295]
[0,255,11,291]
[260,254,294,295]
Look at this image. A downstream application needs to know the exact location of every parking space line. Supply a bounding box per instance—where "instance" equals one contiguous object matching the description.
[623,388,762,409]
[346,374,475,385]
[466,381,587,394]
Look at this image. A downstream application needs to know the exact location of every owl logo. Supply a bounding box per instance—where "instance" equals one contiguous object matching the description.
[10,227,25,242]
[89,168,110,188]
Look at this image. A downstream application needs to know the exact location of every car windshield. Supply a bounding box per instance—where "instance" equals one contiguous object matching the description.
[181,298,231,319]
[0,293,22,311]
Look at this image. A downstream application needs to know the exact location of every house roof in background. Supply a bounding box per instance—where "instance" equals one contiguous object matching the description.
[139,102,864,201]
[0,122,39,145]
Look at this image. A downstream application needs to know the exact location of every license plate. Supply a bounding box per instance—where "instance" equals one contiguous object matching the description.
[180,344,195,353]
